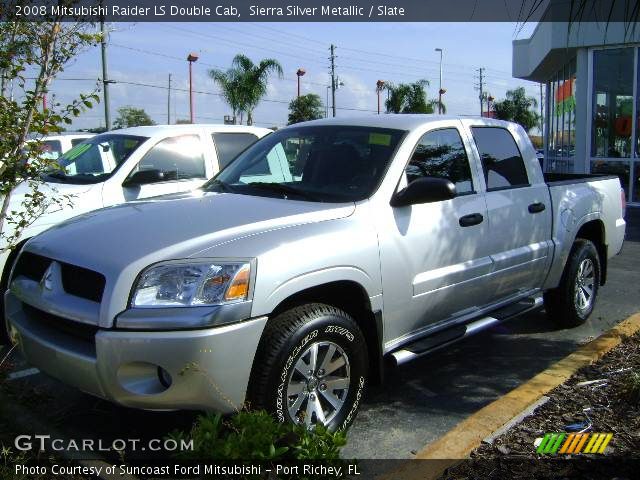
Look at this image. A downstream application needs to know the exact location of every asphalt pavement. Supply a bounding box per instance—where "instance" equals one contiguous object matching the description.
[2,209,639,460]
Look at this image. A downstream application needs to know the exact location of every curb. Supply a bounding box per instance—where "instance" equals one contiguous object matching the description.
[376,311,640,480]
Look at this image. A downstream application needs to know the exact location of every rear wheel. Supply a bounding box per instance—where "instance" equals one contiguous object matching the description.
[247,303,368,431]
[544,239,600,328]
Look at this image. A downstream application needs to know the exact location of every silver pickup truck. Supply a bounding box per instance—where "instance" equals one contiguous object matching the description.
[5,116,626,431]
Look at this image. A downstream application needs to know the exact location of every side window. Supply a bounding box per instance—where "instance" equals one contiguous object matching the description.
[212,132,259,170]
[136,135,205,181]
[471,127,529,190]
[405,128,474,194]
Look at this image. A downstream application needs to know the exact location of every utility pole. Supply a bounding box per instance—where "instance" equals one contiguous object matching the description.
[100,18,111,130]
[329,44,337,117]
[167,74,172,125]
[476,67,485,116]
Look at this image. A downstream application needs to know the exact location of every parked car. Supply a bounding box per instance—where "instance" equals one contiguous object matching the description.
[0,124,270,342]
[5,116,625,431]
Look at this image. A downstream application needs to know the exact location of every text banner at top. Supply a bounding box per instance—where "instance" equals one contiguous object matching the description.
[2,0,639,23]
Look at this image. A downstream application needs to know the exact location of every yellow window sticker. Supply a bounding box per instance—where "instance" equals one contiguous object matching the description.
[369,133,391,146]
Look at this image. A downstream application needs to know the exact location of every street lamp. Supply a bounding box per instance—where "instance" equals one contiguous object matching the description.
[187,52,199,123]
[376,80,386,115]
[435,48,444,114]
[296,68,306,98]
[487,95,495,117]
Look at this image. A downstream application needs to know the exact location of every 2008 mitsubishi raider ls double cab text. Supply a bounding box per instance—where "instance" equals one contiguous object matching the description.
[5,116,626,431]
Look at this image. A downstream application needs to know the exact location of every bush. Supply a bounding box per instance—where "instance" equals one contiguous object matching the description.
[168,410,346,461]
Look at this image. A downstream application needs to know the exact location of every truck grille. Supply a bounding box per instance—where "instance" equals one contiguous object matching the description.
[12,252,106,303]
[22,303,99,345]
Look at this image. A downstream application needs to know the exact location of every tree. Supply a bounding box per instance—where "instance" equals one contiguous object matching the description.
[385,80,445,114]
[209,54,283,125]
[113,106,155,129]
[0,5,101,252]
[492,87,540,132]
[287,94,324,125]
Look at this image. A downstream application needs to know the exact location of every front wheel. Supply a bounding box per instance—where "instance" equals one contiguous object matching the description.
[544,239,600,328]
[247,303,368,431]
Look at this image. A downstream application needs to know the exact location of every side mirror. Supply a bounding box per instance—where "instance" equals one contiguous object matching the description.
[123,169,164,187]
[391,177,456,207]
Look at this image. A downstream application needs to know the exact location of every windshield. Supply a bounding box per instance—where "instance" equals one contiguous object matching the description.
[44,134,148,184]
[203,125,406,202]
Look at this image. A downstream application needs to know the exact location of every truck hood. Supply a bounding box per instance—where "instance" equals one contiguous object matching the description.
[26,191,355,274]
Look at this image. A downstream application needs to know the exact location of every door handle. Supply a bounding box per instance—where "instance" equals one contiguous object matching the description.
[459,213,484,227]
[528,202,546,214]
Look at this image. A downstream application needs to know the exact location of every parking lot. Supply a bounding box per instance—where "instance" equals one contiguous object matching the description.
[2,208,639,460]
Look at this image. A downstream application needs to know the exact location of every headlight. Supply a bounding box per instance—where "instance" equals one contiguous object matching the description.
[132,261,251,308]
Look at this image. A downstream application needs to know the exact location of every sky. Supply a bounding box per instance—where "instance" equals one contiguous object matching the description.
[29,21,540,130]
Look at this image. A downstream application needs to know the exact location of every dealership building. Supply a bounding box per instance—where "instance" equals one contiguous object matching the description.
[513,21,640,204]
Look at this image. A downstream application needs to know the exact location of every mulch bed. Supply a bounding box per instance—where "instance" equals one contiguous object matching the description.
[439,332,640,479]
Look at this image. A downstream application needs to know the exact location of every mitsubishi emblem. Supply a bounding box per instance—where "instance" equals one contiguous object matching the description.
[40,263,55,292]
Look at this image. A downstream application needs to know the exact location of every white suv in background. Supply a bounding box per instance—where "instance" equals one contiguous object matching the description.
[1,124,270,342]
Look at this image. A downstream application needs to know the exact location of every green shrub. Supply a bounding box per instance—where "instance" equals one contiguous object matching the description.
[620,370,640,405]
[168,410,346,461]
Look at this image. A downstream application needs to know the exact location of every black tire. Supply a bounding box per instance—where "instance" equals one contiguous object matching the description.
[544,239,600,328]
[247,303,368,431]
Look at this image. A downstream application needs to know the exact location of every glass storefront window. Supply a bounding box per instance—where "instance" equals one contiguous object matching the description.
[591,160,630,199]
[637,49,640,158]
[633,162,640,203]
[591,48,634,158]
[547,58,576,173]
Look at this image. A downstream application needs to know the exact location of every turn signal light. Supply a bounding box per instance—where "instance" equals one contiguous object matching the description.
[224,264,250,301]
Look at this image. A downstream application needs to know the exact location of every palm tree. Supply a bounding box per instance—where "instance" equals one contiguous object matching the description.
[209,55,283,125]
[209,67,245,124]
[385,80,445,114]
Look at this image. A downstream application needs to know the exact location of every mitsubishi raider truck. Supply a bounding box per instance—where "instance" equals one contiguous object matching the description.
[5,116,626,431]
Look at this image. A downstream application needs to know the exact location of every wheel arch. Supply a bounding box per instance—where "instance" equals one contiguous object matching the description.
[574,219,607,285]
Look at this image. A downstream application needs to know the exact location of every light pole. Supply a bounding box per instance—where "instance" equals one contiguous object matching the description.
[376,80,385,114]
[435,47,444,114]
[296,68,306,98]
[187,52,199,123]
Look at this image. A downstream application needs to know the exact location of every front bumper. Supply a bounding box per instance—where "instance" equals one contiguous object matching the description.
[5,291,267,413]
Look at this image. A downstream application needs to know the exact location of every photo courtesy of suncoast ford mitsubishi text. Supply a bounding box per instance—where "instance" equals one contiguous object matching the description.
[4,115,626,430]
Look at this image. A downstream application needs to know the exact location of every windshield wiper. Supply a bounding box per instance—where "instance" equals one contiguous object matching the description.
[44,171,68,181]
[205,179,236,193]
[247,182,320,202]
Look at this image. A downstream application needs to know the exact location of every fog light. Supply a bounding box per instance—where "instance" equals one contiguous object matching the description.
[117,362,172,395]
[157,366,172,388]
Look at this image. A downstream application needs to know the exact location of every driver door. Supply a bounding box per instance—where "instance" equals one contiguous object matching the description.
[376,125,493,346]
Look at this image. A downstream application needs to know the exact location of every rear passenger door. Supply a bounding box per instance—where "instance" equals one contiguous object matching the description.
[469,126,551,300]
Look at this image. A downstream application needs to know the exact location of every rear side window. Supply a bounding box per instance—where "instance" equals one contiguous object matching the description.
[406,128,474,194]
[212,132,259,170]
[136,134,205,180]
[471,127,529,190]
